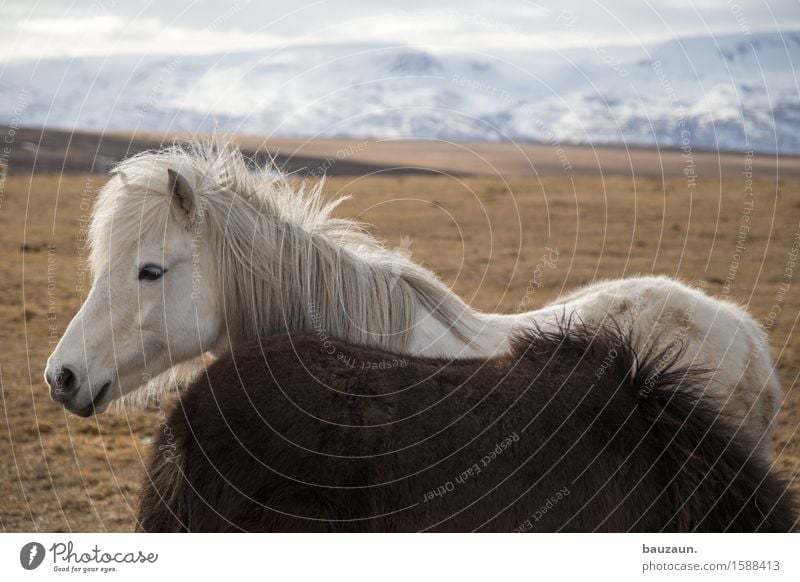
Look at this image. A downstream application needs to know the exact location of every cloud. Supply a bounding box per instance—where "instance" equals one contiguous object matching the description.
[1,0,798,62]
[2,16,286,60]
[18,15,125,36]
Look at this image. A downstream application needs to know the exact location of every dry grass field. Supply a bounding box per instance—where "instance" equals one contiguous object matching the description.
[1,135,800,531]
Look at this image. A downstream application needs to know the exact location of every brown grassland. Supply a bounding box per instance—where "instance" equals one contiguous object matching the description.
[1,138,800,531]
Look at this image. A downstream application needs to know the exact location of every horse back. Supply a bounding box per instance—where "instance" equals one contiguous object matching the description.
[137,328,797,532]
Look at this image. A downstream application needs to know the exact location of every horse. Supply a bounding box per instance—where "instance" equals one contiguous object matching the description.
[135,325,797,532]
[43,138,779,459]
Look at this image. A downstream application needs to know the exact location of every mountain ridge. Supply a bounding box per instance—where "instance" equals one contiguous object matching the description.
[1,30,798,154]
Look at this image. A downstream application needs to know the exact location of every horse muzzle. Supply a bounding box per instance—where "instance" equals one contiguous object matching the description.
[44,364,113,417]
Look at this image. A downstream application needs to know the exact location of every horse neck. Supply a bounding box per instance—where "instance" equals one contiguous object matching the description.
[222,212,515,358]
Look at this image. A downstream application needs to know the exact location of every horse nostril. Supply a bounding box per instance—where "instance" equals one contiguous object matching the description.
[52,366,78,400]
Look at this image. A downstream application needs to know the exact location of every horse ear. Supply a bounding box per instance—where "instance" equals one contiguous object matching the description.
[115,169,131,187]
[167,168,196,220]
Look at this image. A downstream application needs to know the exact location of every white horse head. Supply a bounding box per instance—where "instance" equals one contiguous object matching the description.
[44,148,229,416]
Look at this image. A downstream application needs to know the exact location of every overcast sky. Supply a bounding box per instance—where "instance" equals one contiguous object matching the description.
[2,0,799,60]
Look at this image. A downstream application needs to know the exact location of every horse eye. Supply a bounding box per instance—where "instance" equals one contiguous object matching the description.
[138,264,165,282]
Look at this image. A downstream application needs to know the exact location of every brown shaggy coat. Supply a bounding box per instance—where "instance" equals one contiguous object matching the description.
[137,326,797,532]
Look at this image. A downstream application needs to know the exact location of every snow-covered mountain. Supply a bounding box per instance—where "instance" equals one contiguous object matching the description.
[2,31,799,154]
